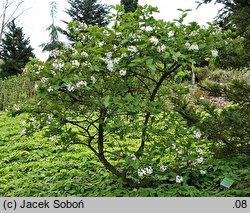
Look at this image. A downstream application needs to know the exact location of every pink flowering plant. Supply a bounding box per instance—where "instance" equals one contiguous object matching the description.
[12,5,237,187]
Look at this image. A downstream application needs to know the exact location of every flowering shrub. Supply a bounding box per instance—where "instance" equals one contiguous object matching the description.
[12,5,236,187]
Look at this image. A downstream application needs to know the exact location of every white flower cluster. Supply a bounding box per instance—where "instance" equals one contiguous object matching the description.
[72,60,80,67]
[76,80,87,88]
[50,50,61,58]
[159,125,166,130]
[41,77,48,84]
[47,86,53,92]
[66,84,75,92]
[160,165,167,172]
[52,60,64,70]
[13,104,20,111]
[149,36,159,45]
[186,42,199,51]
[98,41,105,47]
[193,131,201,139]
[157,44,166,53]
[211,50,218,57]
[102,52,121,72]
[128,46,138,53]
[119,69,126,76]
[197,156,204,164]
[90,76,97,84]
[176,175,183,183]
[20,129,27,136]
[138,166,153,177]
[200,170,207,175]
[81,51,89,57]
[49,135,57,141]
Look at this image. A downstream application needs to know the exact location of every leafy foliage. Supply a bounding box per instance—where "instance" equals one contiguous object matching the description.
[0,75,36,111]
[11,5,241,187]
[0,20,34,78]
[196,0,250,67]
[1,112,249,196]
[171,68,250,157]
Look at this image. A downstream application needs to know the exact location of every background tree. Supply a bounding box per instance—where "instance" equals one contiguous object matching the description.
[121,0,138,13]
[0,0,26,44]
[0,20,34,78]
[196,0,250,67]
[66,0,110,26]
[40,1,64,59]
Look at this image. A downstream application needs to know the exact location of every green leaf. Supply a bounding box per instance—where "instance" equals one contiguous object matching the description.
[146,58,156,72]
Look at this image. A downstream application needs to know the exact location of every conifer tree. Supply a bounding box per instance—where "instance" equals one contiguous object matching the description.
[0,20,34,78]
[40,1,64,59]
[121,0,138,13]
[66,0,110,26]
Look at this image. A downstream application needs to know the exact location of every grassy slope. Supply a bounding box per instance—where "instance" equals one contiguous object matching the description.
[0,112,249,196]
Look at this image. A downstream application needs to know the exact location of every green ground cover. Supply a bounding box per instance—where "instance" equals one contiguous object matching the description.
[0,112,249,196]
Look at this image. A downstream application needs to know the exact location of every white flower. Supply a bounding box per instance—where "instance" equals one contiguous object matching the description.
[119,69,126,76]
[66,84,75,92]
[76,81,87,87]
[145,26,153,32]
[90,76,96,84]
[168,31,174,37]
[150,36,159,45]
[160,165,167,172]
[21,120,26,126]
[185,42,191,47]
[98,41,105,47]
[50,50,61,58]
[81,51,89,57]
[129,33,137,39]
[138,166,153,176]
[197,156,204,164]
[159,126,166,130]
[41,77,48,83]
[128,46,137,53]
[34,83,39,90]
[200,170,207,175]
[205,57,210,61]
[194,131,201,139]
[196,148,203,154]
[72,60,80,67]
[121,53,127,58]
[52,60,64,69]
[82,35,86,41]
[211,50,218,57]
[20,129,27,136]
[138,169,146,177]
[105,52,112,59]
[157,44,166,53]
[49,135,57,141]
[172,143,176,149]
[14,104,20,111]
[189,44,199,51]
[176,175,183,183]
[113,57,121,64]
[107,61,114,72]
[47,87,53,92]
[131,155,136,161]
[51,70,56,76]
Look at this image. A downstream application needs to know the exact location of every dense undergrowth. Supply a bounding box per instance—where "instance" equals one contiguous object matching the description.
[0,112,249,196]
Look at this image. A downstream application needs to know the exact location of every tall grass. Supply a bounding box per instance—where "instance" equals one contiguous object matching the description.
[0,75,36,111]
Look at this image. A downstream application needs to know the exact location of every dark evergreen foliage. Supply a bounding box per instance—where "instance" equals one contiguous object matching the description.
[0,20,34,78]
[121,0,138,13]
[66,0,110,26]
[196,0,250,67]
